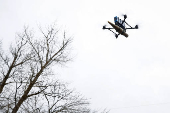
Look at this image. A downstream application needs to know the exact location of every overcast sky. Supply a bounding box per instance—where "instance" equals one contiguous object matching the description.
[1,0,170,113]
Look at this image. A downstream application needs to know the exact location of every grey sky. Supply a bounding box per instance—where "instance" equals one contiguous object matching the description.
[0,0,170,112]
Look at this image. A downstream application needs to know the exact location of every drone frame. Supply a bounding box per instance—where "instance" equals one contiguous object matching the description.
[103,15,138,38]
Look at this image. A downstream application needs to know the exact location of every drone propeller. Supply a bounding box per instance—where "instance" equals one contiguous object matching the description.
[135,25,138,29]
[122,14,127,19]
[120,13,127,18]
[102,25,107,29]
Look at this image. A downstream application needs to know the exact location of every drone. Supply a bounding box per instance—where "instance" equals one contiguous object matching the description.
[102,15,138,38]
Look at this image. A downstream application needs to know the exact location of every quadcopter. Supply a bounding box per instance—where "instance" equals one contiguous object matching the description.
[102,15,138,38]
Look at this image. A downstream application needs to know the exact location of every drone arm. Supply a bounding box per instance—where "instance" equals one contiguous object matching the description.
[108,29,119,38]
[126,27,136,29]
[103,27,119,38]
[103,27,114,30]
[108,29,116,34]
[124,21,133,28]
[122,18,126,25]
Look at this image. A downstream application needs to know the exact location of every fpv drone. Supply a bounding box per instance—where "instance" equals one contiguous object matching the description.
[103,15,138,38]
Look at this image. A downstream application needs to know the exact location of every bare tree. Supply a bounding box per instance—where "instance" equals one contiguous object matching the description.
[0,24,72,112]
[12,25,72,113]
[0,25,110,113]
